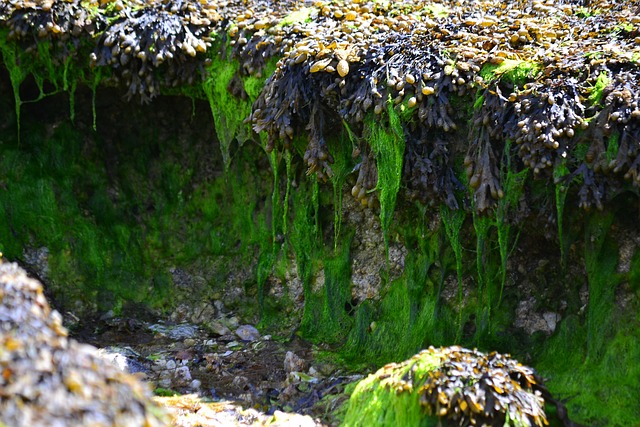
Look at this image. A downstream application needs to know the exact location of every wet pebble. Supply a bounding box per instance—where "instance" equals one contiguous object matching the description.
[235,324,261,341]
[149,323,199,340]
[284,351,307,374]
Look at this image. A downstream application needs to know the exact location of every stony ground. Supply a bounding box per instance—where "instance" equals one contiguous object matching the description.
[75,312,360,427]
[1,260,358,427]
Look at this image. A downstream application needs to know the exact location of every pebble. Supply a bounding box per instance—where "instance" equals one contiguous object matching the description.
[174,365,192,384]
[235,324,261,341]
[208,319,232,336]
[149,323,199,340]
[284,351,307,374]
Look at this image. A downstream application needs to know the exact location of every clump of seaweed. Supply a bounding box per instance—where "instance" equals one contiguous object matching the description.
[92,1,219,102]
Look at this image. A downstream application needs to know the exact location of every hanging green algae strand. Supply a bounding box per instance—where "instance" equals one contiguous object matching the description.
[583,211,617,360]
[496,149,528,305]
[554,160,570,267]
[299,234,353,344]
[367,100,405,255]
[283,150,292,236]
[472,211,493,341]
[440,205,465,339]
[0,35,28,136]
[202,42,253,171]
[328,131,354,250]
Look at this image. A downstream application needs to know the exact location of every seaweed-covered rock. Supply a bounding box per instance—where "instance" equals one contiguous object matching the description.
[343,346,568,427]
[2,0,640,214]
[0,261,167,427]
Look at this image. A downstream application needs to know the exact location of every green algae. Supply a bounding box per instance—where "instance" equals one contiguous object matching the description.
[328,130,355,250]
[342,352,441,427]
[554,160,571,267]
[587,71,611,106]
[535,209,637,426]
[0,89,275,317]
[278,7,315,27]
[367,101,405,256]
[201,39,274,172]
[471,211,494,339]
[440,204,465,339]
[0,27,638,427]
[496,159,527,305]
[299,233,353,344]
[342,211,457,366]
[0,29,94,135]
[479,59,541,85]
[0,33,29,135]
[202,50,252,171]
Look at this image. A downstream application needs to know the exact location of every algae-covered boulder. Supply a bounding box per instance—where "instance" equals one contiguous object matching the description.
[0,261,167,427]
[343,346,551,427]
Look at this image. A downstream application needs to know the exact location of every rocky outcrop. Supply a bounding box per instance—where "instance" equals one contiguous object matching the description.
[0,261,167,427]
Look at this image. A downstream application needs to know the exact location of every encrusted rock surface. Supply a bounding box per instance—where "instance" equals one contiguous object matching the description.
[0,261,168,427]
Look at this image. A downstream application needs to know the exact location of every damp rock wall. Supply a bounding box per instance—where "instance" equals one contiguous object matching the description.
[1,1,640,425]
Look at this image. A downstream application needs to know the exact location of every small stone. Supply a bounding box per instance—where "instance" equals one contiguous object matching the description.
[174,366,192,384]
[149,323,199,340]
[207,320,232,336]
[543,312,560,333]
[227,316,240,329]
[168,324,199,340]
[165,359,177,370]
[235,324,261,341]
[284,351,307,374]
[189,379,201,389]
[183,338,196,347]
